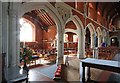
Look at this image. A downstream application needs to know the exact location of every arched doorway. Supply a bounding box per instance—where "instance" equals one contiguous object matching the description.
[110,36,119,47]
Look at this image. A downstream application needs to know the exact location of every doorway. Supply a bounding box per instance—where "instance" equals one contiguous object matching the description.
[111,37,119,47]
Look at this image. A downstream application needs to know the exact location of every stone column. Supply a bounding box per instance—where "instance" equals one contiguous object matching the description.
[16,4,20,66]
[77,33,85,59]
[56,31,64,66]
[82,33,86,58]
[91,34,94,48]
[102,36,104,43]
[118,39,120,47]
[98,35,102,47]
[2,2,9,81]
[102,34,106,42]
[4,3,20,81]
[106,31,109,46]
[77,34,81,58]
[93,47,98,59]
[0,1,2,83]
[16,23,20,66]
[107,36,111,46]
[8,3,18,67]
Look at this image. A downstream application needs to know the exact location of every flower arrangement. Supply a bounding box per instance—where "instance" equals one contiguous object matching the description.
[20,47,33,65]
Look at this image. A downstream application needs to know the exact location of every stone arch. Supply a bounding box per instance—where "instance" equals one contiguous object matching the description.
[110,36,119,40]
[64,15,85,58]
[85,23,96,48]
[96,27,102,47]
[18,2,64,65]
[65,29,78,33]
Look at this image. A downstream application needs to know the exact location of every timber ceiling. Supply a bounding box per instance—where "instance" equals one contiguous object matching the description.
[22,2,120,30]
[23,9,55,30]
[97,2,120,26]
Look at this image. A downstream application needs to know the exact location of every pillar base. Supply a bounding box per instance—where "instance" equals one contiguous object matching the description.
[7,66,28,82]
[56,56,63,66]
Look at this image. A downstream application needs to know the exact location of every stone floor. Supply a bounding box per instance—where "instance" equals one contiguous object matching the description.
[63,54,120,82]
[21,54,120,83]
[25,55,77,83]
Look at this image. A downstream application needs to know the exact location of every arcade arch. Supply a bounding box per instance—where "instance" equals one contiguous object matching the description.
[18,2,64,65]
[85,23,96,48]
[65,15,84,58]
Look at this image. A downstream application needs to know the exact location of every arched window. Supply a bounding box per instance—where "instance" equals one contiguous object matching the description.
[64,34,68,42]
[73,35,78,42]
[20,18,35,42]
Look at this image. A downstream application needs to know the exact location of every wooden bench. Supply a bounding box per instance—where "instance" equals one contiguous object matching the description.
[85,47,120,60]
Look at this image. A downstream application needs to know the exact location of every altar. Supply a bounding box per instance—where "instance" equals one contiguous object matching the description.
[81,58,120,82]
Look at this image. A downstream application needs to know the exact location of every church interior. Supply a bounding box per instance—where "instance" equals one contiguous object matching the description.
[0,1,120,83]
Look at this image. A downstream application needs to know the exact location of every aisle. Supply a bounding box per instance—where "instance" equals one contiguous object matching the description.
[31,64,57,79]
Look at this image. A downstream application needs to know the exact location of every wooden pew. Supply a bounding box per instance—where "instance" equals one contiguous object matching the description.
[85,47,120,60]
